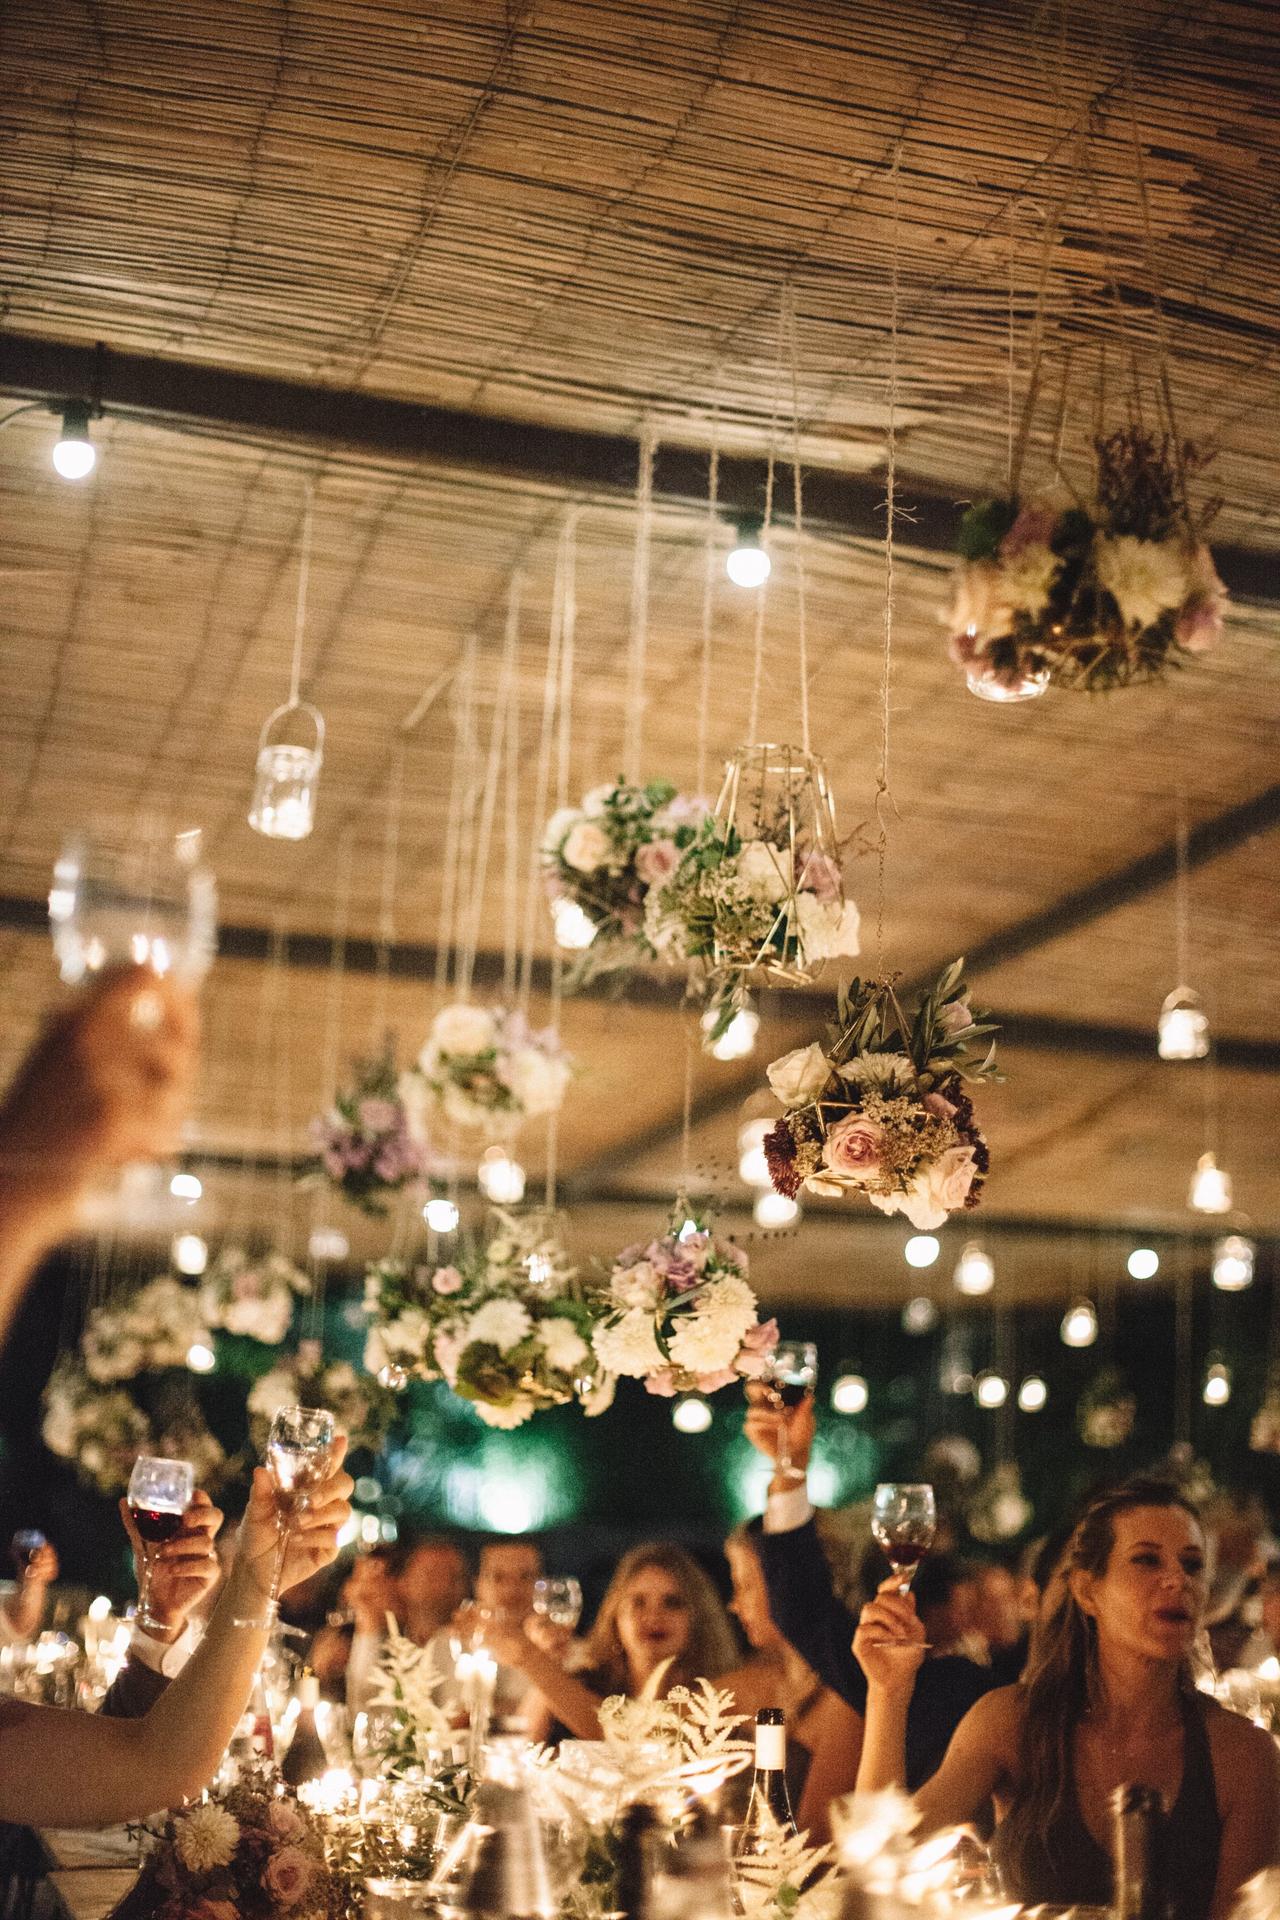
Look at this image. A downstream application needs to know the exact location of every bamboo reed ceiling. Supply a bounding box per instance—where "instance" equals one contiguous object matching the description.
[0,0,1278,1294]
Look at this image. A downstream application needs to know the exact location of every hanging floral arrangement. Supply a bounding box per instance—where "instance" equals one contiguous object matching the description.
[644,747,860,1038]
[542,778,710,979]
[362,1211,608,1429]
[947,429,1227,699]
[1076,1368,1138,1449]
[967,1462,1033,1544]
[79,1273,213,1383]
[199,1246,310,1346]
[41,1358,228,1497]
[762,961,998,1229]
[406,1004,571,1138]
[590,1208,776,1398]
[247,1340,399,1455]
[308,1041,436,1216]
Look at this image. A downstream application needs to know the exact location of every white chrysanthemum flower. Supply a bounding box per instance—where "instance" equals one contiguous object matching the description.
[668,1312,744,1376]
[839,1050,913,1091]
[538,1317,590,1373]
[466,1299,532,1352]
[735,839,790,903]
[472,1397,536,1429]
[174,1804,240,1872]
[592,1308,665,1378]
[1094,533,1187,629]
[1000,541,1061,615]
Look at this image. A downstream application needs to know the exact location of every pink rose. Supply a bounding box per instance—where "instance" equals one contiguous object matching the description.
[267,1800,304,1841]
[432,1266,464,1295]
[821,1114,886,1183]
[796,849,842,902]
[263,1845,314,1907]
[922,1091,958,1120]
[735,1318,779,1377]
[644,1369,678,1397]
[635,838,680,887]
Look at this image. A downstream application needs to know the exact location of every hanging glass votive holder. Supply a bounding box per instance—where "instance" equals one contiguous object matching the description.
[248,700,325,841]
[710,743,847,987]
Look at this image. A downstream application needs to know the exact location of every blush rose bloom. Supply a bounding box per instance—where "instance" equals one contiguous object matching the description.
[821,1114,886,1184]
[432,1265,463,1295]
[888,1144,978,1229]
[263,1845,314,1907]
[562,820,612,873]
[635,837,680,887]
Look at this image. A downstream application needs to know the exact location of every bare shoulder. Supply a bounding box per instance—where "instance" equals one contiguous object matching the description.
[1201,1697,1280,1807]
[958,1684,1025,1758]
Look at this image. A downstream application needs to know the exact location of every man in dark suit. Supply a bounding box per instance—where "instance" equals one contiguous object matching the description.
[743,1389,995,1787]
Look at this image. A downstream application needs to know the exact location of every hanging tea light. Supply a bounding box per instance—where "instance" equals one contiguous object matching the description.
[1202,1358,1232,1407]
[1060,1298,1099,1348]
[974,1370,1009,1410]
[1189,1151,1232,1214]
[725,514,771,588]
[902,1296,938,1336]
[831,1372,869,1415]
[477,1148,525,1205]
[249,488,325,841]
[703,1000,759,1060]
[1017,1375,1048,1412]
[954,1242,995,1296]
[1157,987,1210,1061]
[904,1234,941,1269]
[965,661,1050,704]
[754,1189,800,1229]
[1212,1234,1255,1291]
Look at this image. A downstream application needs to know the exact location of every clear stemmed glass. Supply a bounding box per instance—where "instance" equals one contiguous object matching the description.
[126,1455,195,1632]
[870,1482,937,1595]
[533,1576,583,1631]
[235,1405,335,1629]
[759,1340,818,1483]
[49,818,217,989]
[10,1530,47,1577]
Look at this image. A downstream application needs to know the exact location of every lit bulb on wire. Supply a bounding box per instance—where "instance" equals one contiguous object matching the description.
[1060,1298,1098,1348]
[1202,1358,1231,1407]
[1212,1234,1255,1291]
[954,1242,995,1296]
[831,1372,868,1415]
[974,1370,1009,1409]
[1017,1375,1048,1412]
[1157,987,1210,1061]
[551,896,598,951]
[52,400,96,480]
[754,1190,799,1229]
[477,1148,525,1205]
[703,1001,759,1060]
[1189,1151,1232,1214]
[725,515,771,589]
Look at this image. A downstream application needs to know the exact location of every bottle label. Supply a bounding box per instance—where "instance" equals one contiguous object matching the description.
[755,1723,786,1770]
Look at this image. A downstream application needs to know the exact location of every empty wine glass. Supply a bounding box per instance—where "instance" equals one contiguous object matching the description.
[870,1482,937,1596]
[126,1454,195,1632]
[49,818,216,988]
[533,1576,583,1631]
[759,1340,818,1483]
[234,1404,335,1629]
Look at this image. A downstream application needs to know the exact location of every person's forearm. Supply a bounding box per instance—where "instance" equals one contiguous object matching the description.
[855,1686,912,1793]
[509,1641,604,1740]
[5,1582,46,1640]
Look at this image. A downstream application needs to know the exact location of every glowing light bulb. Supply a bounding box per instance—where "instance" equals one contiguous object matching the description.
[1203,1360,1231,1407]
[172,1233,208,1276]
[52,401,96,480]
[1157,987,1210,1061]
[954,1242,995,1296]
[831,1372,869,1415]
[308,1226,349,1262]
[725,520,771,589]
[738,1117,772,1188]
[904,1234,941,1269]
[424,1197,460,1233]
[525,1252,554,1290]
[185,1341,216,1374]
[673,1394,712,1434]
[1017,1375,1048,1412]
[754,1189,799,1229]
[1212,1234,1255,1291]
[477,1148,525,1204]
[1189,1151,1232,1214]
[551,896,598,951]
[1126,1248,1159,1280]
[974,1370,1009,1409]
[704,1003,759,1060]
[1060,1298,1098,1348]
[169,1172,203,1203]
[902,1296,938,1336]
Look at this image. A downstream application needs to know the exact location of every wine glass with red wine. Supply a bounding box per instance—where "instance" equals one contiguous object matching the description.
[127,1455,195,1632]
[760,1341,818,1483]
[870,1482,937,1595]
[233,1405,336,1629]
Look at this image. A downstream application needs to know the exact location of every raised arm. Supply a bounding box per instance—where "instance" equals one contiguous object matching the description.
[0,1444,352,1828]
[481,1619,608,1741]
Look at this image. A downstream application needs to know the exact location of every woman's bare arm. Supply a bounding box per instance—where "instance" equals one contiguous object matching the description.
[795,1688,864,1845]
[1208,1707,1280,1920]
[483,1621,607,1741]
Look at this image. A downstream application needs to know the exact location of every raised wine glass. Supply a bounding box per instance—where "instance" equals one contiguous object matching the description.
[235,1405,335,1629]
[870,1482,937,1595]
[533,1576,583,1631]
[10,1530,47,1577]
[759,1340,818,1483]
[127,1455,195,1632]
[49,818,216,989]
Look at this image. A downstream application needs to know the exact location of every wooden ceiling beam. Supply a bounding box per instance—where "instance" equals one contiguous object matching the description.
[2,331,1278,603]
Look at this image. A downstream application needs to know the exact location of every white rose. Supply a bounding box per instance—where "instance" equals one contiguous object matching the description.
[868,1178,948,1233]
[613,1259,661,1309]
[466,1299,533,1352]
[581,784,616,816]
[538,1318,590,1372]
[431,1003,497,1057]
[562,820,612,874]
[736,839,790,902]
[766,1042,830,1108]
[505,1045,570,1118]
[542,806,580,853]
[592,1308,666,1379]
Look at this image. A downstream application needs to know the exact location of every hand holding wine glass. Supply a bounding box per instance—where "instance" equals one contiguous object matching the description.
[533,1576,583,1631]
[758,1341,818,1483]
[870,1483,937,1594]
[120,1488,222,1639]
[233,1408,346,1628]
[127,1455,196,1633]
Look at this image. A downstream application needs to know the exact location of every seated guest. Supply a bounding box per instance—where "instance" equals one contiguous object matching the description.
[719,1524,863,1843]
[429,1537,542,1728]
[854,1477,1280,1920]
[487,1542,738,1742]
[0,1536,59,1645]
[100,1490,224,1715]
[347,1532,469,1711]
[743,1387,994,1786]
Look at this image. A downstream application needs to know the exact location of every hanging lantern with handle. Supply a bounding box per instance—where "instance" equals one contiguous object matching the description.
[248,699,325,841]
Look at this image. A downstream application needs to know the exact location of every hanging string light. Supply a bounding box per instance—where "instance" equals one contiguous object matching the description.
[1017,1375,1048,1412]
[725,513,771,588]
[737,1118,772,1188]
[831,1372,869,1414]
[1157,803,1209,1058]
[902,1296,938,1335]
[1189,1151,1232,1214]
[1202,1357,1232,1407]
[905,1235,941,1269]
[1060,1298,1099,1348]
[249,484,325,840]
[974,1370,1010,1409]
[52,399,96,480]
[954,1242,995,1296]
[702,999,759,1060]
[477,1147,525,1205]
[754,1189,800,1229]
[1212,1234,1255,1291]
[1126,1247,1160,1280]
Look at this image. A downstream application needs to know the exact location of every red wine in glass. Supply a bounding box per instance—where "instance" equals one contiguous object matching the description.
[126,1454,195,1632]
[129,1506,186,1545]
[870,1481,937,1628]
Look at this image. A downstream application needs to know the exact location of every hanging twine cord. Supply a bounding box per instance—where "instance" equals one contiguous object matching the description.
[622,426,656,785]
[746,298,783,746]
[544,512,579,1208]
[875,147,903,973]
[696,417,719,799]
[785,281,811,756]
[518,512,574,1010]
[458,576,521,1001]
[502,641,521,1000]
[371,741,405,1040]
[288,481,315,709]
[1174,789,1190,989]
[437,636,478,995]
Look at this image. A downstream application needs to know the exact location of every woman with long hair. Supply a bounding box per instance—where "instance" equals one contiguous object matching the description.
[485,1542,737,1742]
[853,1477,1280,1920]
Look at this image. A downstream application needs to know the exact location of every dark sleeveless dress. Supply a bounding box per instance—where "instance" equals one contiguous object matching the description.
[991,1693,1221,1920]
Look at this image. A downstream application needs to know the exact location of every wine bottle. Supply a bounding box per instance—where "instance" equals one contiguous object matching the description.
[616,1802,659,1920]
[1111,1783,1165,1920]
[735,1709,796,1859]
[281,1671,328,1786]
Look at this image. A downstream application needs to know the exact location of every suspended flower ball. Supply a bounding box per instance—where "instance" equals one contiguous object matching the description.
[199,1246,310,1346]
[968,1462,1033,1544]
[309,1041,436,1216]
[362,1211,608,1428]
[407,1004,571,1138]
[1077,1368,1138,1449]
[591,1207,776,1398]
[542,778,710,981]
[247,1339,398,1454]
[41,1358,228,1497]
[946,429,1226,697]
[762,961,998,1230]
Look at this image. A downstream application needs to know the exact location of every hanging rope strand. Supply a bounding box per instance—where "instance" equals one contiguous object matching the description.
[459,575,521,1001]
[544,512,579,1209]
[696,420,720,799]
[288,481,315,708]
[437,637,478,995]
[371,740,405,1041]
[746,299,784,747]
[785,282,811,756]
[502,636,521,1000]
[875,147,903,973]
[622,426,656,785]
[518,525,568,1010]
